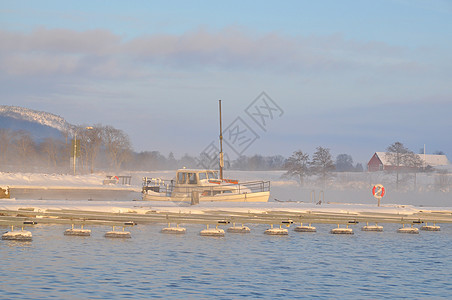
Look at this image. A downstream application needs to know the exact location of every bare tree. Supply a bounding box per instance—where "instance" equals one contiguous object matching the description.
[78,125,103,173]
[310,146,335,186]
[103,126,132,170]
[284,150,310,186]
[13,131,36,171]
[0,129,14,169]
[40,137,65,170]
[407,152,423,188]
[385,141,417,189]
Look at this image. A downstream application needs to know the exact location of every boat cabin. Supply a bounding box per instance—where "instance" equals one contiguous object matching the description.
[175,169,220,186]
[142,168,270,202]
[172,169,241,197]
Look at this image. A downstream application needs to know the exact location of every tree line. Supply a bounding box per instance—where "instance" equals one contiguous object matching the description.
[0,125,132,173]
[1,124,444,179]
[0,126,363,174]
[283,142,446,188]
[283,146,336,186]
[0,126,292,173]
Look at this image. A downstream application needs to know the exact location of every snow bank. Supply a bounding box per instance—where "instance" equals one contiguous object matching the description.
[0,172,108,188]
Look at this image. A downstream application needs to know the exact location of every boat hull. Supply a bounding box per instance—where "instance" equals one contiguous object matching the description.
[142,191,270,202]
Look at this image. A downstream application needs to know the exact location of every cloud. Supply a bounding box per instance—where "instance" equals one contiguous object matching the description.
[0,27,119,54]
[0,27,421,79]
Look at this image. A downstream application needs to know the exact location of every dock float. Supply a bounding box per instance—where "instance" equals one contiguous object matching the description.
[0,205,451,239]
[227,223,251,233]
[294,223,316,232]
[105,226,132,238]
[200,225,225,237]
[64,224,91,236]
[420,223,440,231]
[330,224,354,234]
[2,225,32,241]
[161,223,186,234]
[397,224,419,234]
[265,224,288,235]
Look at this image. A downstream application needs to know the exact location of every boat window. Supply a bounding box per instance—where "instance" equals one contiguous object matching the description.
[188,173,197,184]
[177,172,187,184]
[198,172,207,180]
[207,171,219,179]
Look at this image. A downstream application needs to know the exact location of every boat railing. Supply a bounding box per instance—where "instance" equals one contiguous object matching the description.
[233,180,271,194]
[142,177,270,197]
[173,180,270,196]
[142,177,175,196]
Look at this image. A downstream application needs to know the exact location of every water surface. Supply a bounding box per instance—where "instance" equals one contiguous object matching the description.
[1,223,451,299]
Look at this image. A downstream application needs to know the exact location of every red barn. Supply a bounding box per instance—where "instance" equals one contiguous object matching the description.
[367,152,449,172]
[367,152,385,172]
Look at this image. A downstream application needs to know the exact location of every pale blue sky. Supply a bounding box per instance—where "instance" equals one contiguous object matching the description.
[1,0,451,164]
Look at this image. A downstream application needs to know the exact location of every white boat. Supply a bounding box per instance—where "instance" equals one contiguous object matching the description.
[142,100,270,203]
[142,169,270,203]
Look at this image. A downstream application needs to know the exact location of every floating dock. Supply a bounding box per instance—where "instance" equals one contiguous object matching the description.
[1,203,451,238]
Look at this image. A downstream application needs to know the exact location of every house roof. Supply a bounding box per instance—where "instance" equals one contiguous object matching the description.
[374,152,449,167]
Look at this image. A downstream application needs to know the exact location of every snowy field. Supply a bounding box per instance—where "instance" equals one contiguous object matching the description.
[0,169,451,207]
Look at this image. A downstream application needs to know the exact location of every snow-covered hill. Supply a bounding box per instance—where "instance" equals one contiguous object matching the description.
[0,105,72,133]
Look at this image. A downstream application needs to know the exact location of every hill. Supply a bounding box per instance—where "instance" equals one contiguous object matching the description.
[0,105,72,140]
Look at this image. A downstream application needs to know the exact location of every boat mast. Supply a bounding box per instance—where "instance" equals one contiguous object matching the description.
[219,100,224,180]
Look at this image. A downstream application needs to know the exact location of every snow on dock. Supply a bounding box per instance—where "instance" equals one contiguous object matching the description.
[0,171,451,236]
[0,201,451,238]
[1,171,450,238]
[1,200,452,228]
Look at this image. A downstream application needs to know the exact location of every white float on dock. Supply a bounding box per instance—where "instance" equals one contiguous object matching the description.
[361,222,384,232]
[161,223,186,234]
[420,223,440,231]
[330,224,354,234]
[64,224,91,236]
[294,223,316,232]
[2,226,32,241]
[227,223,251,233]
[105,226,131,238]
[200,224,225,237]
[264,224,288,235]
[397,224,419,234]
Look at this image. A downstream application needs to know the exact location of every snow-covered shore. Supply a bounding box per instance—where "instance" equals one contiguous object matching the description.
[0,170,451,207]
[1,170,451,226]
[0,172,119,188]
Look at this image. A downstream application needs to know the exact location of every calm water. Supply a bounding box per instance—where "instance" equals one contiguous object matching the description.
[1,223,451,299]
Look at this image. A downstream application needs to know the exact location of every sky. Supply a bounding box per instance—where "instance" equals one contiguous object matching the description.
[1,0,452,165]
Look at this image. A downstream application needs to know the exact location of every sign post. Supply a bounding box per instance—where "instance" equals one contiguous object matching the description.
[372,184,385,207]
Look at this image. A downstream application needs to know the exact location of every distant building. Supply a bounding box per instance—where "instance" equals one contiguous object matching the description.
[367,152,449,172]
